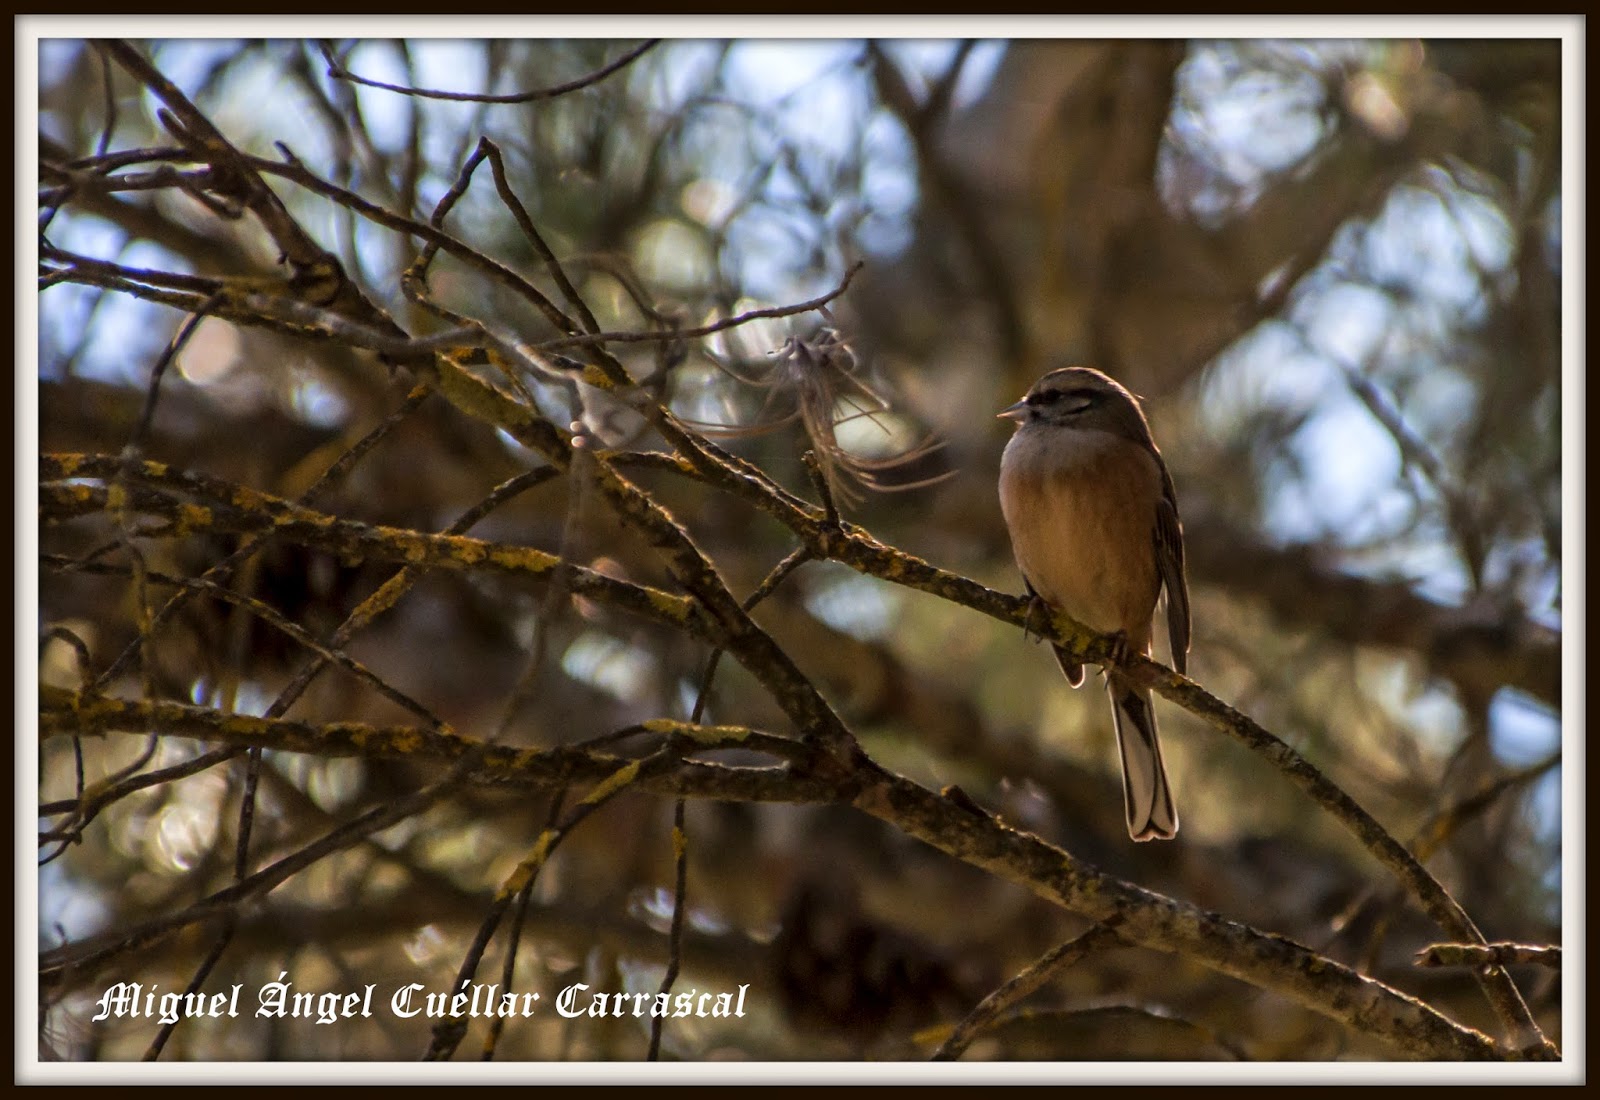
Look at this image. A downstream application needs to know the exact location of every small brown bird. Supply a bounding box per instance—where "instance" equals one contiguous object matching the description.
[997,367,1190,841]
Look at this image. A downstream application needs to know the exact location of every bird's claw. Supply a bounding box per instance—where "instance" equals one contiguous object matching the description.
[1022,593,1050,645]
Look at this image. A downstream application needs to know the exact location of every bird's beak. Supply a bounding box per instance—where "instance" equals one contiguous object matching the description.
[997,400,1028,422]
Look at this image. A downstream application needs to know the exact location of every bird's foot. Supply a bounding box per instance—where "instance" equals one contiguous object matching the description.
[1022,593,1051,645]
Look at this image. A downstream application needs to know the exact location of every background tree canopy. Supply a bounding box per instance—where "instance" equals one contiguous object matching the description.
[34,32,1567,1071]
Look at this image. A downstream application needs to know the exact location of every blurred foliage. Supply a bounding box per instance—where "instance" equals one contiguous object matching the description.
[35,36,1563,1065]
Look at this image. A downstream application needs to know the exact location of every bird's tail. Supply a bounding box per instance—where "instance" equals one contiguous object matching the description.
[1106,676,1178,841]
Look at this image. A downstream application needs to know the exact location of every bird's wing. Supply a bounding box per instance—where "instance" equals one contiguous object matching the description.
[1153,470,1190,676]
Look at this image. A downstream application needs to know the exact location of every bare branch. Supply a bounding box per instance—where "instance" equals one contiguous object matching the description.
[321,39,659,104]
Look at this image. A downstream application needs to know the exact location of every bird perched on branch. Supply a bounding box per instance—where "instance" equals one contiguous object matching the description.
[997,367,1190,841]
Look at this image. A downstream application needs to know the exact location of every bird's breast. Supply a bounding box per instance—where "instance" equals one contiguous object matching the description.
[999,426,1163,639]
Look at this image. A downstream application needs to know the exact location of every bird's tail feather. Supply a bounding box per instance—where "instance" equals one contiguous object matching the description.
[1107,678,1178,841]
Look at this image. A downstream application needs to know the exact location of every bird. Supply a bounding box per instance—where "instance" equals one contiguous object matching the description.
[996,367,1190,841]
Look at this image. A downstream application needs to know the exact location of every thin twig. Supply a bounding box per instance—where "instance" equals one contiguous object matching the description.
[1416,943,1561,970]
[423,749,683,1060]
[932,922,1124,1061]
[321,39,659,104]
[40,754,482,989]
[647,545,812,1059]
[479,789,566,1061]
[42,555,449,731]
[84,386,432,695]
[529,263,865,353]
